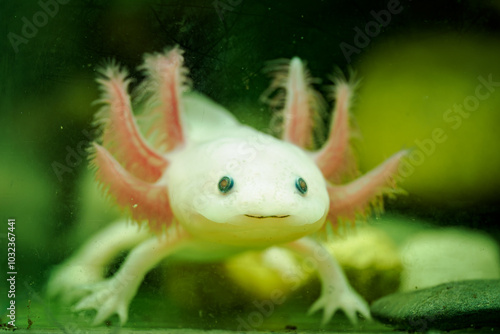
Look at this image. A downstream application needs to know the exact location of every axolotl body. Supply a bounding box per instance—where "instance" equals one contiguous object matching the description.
[48,47,405,326]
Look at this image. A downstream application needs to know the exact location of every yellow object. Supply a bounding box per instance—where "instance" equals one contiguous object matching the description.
[354,34,500,202]
[224,248,307,300]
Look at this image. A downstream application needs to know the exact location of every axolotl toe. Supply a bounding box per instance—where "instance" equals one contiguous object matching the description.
[47,47,406,326]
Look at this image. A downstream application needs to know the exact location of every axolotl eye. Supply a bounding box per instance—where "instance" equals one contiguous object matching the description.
[218,176,234,194]
[295,177,308,195]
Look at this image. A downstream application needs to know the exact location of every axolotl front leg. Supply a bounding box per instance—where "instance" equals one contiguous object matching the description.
[73,227,189,325]
[47,220,150,304]
[286,238,370,324]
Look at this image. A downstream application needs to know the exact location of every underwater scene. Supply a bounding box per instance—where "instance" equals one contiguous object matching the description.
[1,1,500,333]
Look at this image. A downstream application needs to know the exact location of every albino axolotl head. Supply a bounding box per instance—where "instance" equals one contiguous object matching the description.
[165,132,330,247]
[91,47,405,248]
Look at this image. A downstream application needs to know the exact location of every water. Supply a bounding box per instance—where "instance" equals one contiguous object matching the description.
[1,1,499,332]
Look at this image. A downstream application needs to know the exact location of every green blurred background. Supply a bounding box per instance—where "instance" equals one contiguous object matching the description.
[1,0,500,331]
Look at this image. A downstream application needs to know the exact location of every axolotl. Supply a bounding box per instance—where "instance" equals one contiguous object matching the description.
[47,47,405,326]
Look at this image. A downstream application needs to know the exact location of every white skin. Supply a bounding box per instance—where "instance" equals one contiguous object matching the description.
[48,48,404,326]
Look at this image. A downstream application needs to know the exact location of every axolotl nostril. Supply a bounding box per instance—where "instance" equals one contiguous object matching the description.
[47,47,406,326]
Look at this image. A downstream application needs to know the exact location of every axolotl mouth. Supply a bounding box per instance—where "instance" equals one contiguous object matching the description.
[244,214,290,219]
[182,211,326,246]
